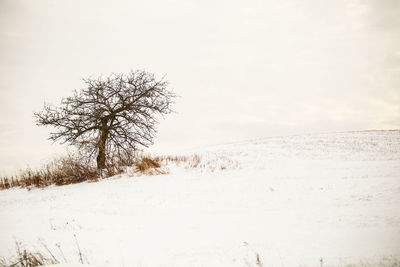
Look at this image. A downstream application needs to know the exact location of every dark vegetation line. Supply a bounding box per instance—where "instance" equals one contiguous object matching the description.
[0,154,201,190]
[0,154,162,190]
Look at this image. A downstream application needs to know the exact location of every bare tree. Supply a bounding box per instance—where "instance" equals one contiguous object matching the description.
[34,70,175,170]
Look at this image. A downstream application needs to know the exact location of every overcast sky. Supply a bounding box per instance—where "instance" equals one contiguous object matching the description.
[0,0,399,175]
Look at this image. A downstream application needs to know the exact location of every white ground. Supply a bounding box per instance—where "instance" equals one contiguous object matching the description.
[1,130,400,266]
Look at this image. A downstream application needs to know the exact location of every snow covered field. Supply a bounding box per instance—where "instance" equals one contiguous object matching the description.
[1,130,400,266]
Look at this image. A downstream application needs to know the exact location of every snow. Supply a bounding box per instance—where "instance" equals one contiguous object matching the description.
[1,130,400,266]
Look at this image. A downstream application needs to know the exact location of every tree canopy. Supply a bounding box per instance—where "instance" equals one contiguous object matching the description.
[35,70,175,169]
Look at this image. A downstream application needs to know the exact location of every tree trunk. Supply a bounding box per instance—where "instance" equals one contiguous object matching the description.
[96,122,108,170]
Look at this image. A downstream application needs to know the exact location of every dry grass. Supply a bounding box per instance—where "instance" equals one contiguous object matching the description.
[156,154,201,166]
[0,154,165,190]
[0,247,59,267]
[0,152,237,190]
[0,239,89,267]
[0,249,57,267]
[132,156,166,175]
[0,155,98,190]
[135,157,161,171]
[157,155,189,163]
[157,154,238,172]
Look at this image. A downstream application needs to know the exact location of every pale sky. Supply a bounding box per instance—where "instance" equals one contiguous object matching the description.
[0,0,399,175]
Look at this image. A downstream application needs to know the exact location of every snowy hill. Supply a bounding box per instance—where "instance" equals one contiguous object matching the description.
[1,130,399,266]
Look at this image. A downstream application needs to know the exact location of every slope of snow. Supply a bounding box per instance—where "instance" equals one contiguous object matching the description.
[1,130,399,266]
